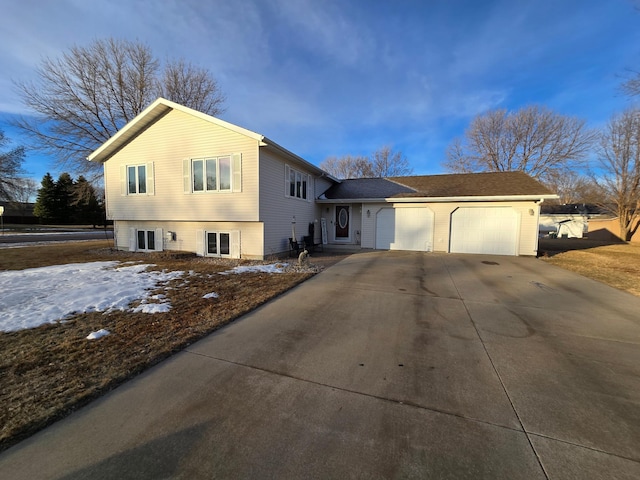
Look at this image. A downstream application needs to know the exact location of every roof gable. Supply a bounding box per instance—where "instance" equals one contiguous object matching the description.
[87,98,264,163]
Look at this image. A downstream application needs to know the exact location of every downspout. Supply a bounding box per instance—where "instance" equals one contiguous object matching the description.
[535,198,545,257]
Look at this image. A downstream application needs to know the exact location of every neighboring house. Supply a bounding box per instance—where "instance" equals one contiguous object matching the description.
[588,217,640,243]
[539,204,609,238]
[539,204,589,238]
[89,98,557,258]
[0,201,36,225]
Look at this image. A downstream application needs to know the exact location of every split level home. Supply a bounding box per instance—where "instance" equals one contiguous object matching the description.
[88,98,557,259]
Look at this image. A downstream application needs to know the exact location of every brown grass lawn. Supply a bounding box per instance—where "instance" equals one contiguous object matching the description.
[0,241,347,452]
[539,239,640,297]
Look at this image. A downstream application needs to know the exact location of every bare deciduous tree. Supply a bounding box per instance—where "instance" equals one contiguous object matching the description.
[320,155,373,179]
[594,109,640,241]
[14,177,39,202]
[320,146,412,179]
[621,71,640,98]
[543,168,602,205]
[444,105,595,182]
[158,59,225,115]
[0,129,26,201]
[371,145,413,177]
[13,38,225,177]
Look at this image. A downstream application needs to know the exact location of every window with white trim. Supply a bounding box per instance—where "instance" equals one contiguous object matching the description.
[206,231,231,257]
[137,230,156,251]
[285,165,309,200]
[121,163,154,196]
[184,154,241,193]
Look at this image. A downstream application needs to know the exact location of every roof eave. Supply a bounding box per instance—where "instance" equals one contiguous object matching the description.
[316,194,559,203]
[261,138,338,181]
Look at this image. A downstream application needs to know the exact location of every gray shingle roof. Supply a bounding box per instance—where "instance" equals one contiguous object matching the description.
[321,177,415,199]
[320,171,554,200]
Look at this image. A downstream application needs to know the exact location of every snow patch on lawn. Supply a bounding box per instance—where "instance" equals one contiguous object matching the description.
[0,261,185,332]
[86,329,110,340]
[202,292,219,299]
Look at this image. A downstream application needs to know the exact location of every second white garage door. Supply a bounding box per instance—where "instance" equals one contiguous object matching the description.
[450,207,519,255]
[376,207,434,251]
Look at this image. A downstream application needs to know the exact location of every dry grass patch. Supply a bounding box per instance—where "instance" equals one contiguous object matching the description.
[0,240,116,270]
[0,242,346,452]
[540,241,640,297]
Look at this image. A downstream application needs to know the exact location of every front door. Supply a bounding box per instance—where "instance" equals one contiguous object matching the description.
[335,205,350,240]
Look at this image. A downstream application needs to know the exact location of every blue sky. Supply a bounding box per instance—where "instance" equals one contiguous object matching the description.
[1,0,639,184]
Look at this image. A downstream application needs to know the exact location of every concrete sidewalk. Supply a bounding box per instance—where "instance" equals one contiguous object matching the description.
[1,251,639,479]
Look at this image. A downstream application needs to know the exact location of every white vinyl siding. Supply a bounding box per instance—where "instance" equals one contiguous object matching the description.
[105,109,257,222]
[360,203,386,249]
[260,151,319,255]
[115,221,260,258]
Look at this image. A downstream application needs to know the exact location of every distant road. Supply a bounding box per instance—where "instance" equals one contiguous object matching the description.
[0,230,114,247]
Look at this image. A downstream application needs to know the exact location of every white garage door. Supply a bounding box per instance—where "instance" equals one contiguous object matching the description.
[376,207,434,251]
[450,207,519,255]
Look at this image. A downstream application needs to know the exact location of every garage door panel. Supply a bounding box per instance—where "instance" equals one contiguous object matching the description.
[376,207,434,251]
[450,207,518,255]
[376,209,396,249]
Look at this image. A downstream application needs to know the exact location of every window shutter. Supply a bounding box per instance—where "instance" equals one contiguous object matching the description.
[147,163,155,195]
[120,166,127,196]
[307,174,312,202]
[129,228,136,252]
[284,165,290,197]
[155,228,163,251]
[196,230,204,256]
[231,230,241,259]
[183,159,191,193]
[232,153,242,192]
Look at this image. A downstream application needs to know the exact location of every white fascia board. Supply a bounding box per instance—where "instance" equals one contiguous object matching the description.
[315,194,559,203]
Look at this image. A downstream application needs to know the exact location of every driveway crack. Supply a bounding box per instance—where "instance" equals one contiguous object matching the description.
[444,261,551,480]
[185,349,530,436]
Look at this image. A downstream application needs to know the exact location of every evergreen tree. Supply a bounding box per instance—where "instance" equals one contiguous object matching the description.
[54,173,75,224]
[73,176,105,226]
[33,173,56,223]
[34,172,105,225]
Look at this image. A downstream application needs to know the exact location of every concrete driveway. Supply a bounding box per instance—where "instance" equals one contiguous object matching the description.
[1,251,639,479]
